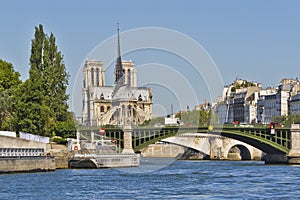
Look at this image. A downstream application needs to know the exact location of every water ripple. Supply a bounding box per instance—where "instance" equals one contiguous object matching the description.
[1,160,300,199]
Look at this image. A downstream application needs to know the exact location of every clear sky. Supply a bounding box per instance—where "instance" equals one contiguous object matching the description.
[1,1,300,116]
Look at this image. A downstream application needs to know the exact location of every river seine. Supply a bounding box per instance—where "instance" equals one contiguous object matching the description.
[1,159,300,199]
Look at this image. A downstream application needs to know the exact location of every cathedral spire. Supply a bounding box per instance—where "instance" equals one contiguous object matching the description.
[115,22,123,84]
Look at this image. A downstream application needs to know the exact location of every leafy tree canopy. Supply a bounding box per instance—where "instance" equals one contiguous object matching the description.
[15,24,75,138]
[0,59,21,91]
[179,109,218,127]
[0,59,21,130]
[271,114,300,125]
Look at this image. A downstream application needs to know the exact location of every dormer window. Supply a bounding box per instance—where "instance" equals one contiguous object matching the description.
[100,93,104,100]
[138,94,142,101]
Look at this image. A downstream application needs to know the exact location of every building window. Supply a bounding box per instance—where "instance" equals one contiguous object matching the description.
[138,94,142,101]
[91,68,94,86]
[96,68,100,86]
[128,105,132,117]
[100,93,104,100]
[100,106,105,112]
[128,69,131,86]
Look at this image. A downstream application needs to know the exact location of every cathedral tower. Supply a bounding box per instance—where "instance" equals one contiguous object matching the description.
[83,60,105,88]
[82,60,105,125]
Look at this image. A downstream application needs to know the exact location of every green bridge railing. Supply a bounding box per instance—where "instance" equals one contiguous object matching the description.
[78,126,291,154]
[214,127,290,154]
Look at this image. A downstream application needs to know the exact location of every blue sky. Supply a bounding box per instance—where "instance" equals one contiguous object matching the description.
[1,1,300,116]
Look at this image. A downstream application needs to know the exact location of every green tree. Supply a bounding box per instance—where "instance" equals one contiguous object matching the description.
[289,114,300,124]
[15,24,75,137]
[14,80,50,135]
[0,59,21,130]
[179,109,218,127]
[271,114,300,125]
[0,59,21,91]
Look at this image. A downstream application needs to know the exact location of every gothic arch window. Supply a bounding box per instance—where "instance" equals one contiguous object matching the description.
[100,106,104,112]
[128,69,131,86]
[133,109,136,117]
[91,68,94,86]
[96,68,100,86]
[128,105,132,117]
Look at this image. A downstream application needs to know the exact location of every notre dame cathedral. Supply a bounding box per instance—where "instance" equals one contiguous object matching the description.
[81,27,153,127]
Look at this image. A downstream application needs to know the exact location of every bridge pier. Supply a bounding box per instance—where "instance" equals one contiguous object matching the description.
[122,125,135,154]
[265,124,300,164]
[265,154,289,164]
[287,124,300,164]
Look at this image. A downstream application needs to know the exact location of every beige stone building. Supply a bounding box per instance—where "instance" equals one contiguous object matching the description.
[82,28,152,127]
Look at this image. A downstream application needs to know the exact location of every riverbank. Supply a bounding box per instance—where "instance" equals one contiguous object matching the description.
[69,153,140,168]
[0,156,55,174]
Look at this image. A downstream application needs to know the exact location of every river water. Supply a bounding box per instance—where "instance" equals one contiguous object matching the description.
[1,158,300,199]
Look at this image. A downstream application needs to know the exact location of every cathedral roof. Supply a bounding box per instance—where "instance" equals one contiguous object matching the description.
[113,85,150,101]
[93,86,113,100]
[92,85,150,102]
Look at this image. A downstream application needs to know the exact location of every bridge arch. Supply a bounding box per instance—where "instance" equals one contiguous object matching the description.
[163,133,262,160]
[164,142,210,158]
[69,158,98,168]
[162,135,210,156]
[226,144,252,160]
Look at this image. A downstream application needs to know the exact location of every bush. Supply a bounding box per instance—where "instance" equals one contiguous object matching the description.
[52,137,68,145]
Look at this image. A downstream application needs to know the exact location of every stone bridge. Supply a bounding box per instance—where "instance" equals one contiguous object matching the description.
[78,124,300,164]
[161,133,262,160]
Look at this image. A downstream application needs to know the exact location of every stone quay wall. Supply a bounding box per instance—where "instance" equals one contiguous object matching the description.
[0,157,55,173]
[141,144,185,158]
[69,153,140,168]
[0,135,50,151]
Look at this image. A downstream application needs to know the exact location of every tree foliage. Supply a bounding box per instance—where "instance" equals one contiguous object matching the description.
[179,109,218,127]
[271,114,300,125]
[231,81,256,92]
[0,59,21,130]
[142,117,165,127]
[0,59,21,92]
[15,24,75,137]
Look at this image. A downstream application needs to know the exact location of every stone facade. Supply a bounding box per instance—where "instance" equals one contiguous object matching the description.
[81,60,152,126]
[215,78,300,125]
[215,79,261,124]
[289,92,300,115]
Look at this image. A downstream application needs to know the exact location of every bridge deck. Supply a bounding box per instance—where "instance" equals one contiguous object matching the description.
[79,126,291,154]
